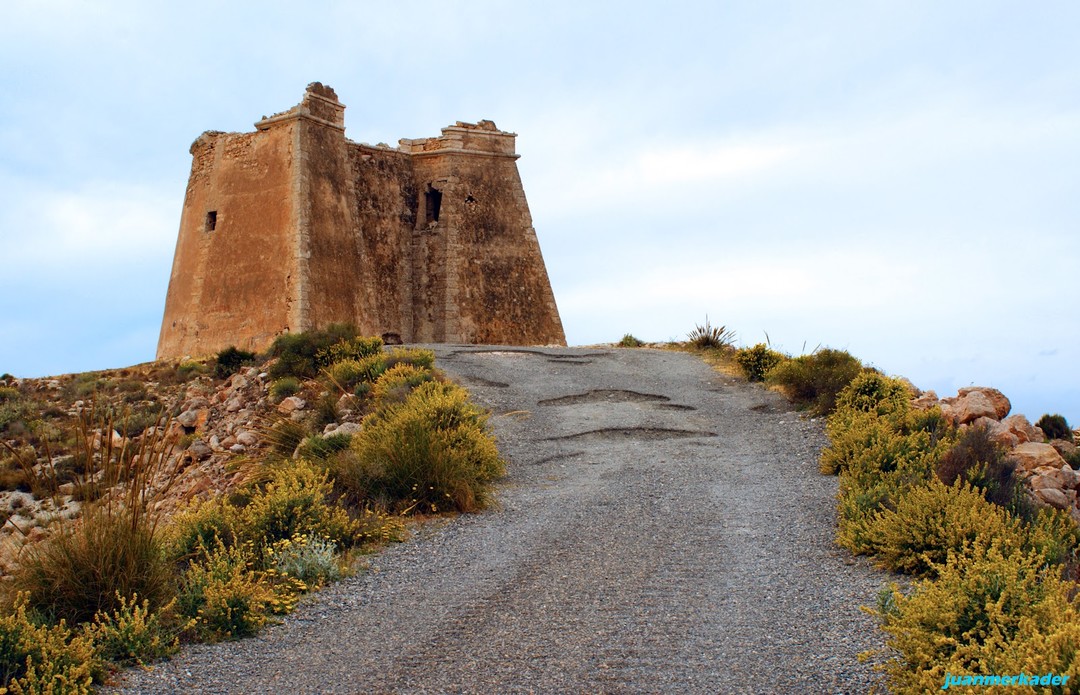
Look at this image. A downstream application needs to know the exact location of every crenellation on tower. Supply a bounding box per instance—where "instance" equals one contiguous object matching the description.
[157,83,565,360]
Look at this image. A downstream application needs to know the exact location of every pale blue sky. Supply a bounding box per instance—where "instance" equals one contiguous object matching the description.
[1,1,1078,423]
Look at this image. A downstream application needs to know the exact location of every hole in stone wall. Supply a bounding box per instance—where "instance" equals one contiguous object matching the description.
[465,194,476,204]
[425,185,442,224]
[205,210,217,232]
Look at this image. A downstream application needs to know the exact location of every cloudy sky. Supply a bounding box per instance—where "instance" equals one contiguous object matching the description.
[1,1,1077,422]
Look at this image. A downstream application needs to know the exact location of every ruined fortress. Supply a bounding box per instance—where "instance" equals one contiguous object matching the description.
[157,83,565,359]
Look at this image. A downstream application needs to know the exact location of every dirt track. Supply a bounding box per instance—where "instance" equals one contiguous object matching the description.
[117,346,886,694]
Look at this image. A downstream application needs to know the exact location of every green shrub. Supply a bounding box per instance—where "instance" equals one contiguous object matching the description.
[0,396,33,436]
[0,594,97,693]
[937,424,1026,515]
[267,324,360,379]
[295,433,353,463]
[270,377,301,401]
[176,360,209,381]
[0,386,19,403]
[233,460,358,550]
[344,381,505,513]
[1037,413,1073,442]
[324,359,372,393]
[734,344,785,382]
[165,497,236,564]
[214,346,256,379]
[767,348,864,416]
[832,372,911,421]
[686,316,735,349]
[618,334,644,348]
[832,409,955,555]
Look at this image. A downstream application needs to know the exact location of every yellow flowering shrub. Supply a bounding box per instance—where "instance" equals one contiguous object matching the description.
[874,539,1080,694]
[176,543,274,642]
[871,479,1020,576]
[83,594,189,668]
[371,363,435,403]
[346,381,505,513]
[0,593,96,694]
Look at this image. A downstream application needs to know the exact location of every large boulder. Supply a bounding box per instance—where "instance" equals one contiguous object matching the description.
[1002,414,1043,444]
[972,416,1019,448]
[1033,487,1071,510]
[1011,442,1067,473]
[943,390,998,425]
[958,387,1010,420]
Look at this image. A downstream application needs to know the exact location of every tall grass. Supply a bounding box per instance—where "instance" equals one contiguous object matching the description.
[6,406,181,624]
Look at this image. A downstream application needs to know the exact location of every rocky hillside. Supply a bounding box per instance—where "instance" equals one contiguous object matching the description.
[911,385,1080,521]
[0,356,365,574]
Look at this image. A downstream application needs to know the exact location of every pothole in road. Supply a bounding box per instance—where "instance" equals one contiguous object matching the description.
[545,427,716,442]
[538,389,671,406]
[454,374,511,388]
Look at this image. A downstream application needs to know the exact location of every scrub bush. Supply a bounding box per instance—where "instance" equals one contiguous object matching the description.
[1036,413,1072,442]
[371,363,435,403]
[315,336,383,367]
[268,324,360,378]
[767,348,864,416]
[214,346,256,379]
[84,594,187,667]
[618,334,644,348]
[734,344,785,382]
[175,543,274,641]
[344,381,504,513]
[937,424,1026,515]
[269,377,301,401]
[0,594,97,693]
[871,479,1019,577]
[875,539,1080,694]
[267,534,341,587]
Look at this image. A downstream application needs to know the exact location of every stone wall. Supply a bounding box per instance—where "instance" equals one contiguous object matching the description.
[157,83,565,360]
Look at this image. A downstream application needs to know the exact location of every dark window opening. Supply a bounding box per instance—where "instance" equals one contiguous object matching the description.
[425,185,442,224]
[205,210,217,232]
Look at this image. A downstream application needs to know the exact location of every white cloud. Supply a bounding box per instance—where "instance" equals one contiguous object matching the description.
[1,180,177,273]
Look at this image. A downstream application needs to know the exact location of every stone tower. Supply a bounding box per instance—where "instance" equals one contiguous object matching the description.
[157,83,565,360]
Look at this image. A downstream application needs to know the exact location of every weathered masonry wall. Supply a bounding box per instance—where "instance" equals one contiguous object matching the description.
[158,124,299,359]
[157,83,565,360]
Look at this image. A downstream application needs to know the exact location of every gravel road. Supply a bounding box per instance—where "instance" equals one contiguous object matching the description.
[116,346,888,694]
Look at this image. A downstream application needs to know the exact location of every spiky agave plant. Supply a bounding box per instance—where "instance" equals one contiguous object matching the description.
[687,316,736,349]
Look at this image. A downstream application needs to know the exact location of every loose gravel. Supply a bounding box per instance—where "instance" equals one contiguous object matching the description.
[115,346,889,694]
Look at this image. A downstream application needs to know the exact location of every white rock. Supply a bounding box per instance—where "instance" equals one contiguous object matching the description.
[327,422,362,437]
[277,396,306,413]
